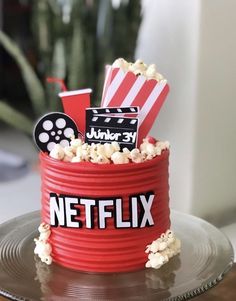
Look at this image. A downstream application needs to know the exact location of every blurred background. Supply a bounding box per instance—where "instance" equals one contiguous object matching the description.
[0,0,235,254]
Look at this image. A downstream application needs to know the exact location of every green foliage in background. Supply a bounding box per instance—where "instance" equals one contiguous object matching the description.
[0,0,141,134]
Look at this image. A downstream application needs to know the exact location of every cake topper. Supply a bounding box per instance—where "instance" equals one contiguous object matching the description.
[34,58,168,152]
[85,106,139,150]
[59,88,92,135]
[47,77,92,136]
[34,112,81,152]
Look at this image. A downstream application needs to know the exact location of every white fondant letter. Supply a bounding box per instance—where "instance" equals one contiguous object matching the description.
[131,197,138,228]
[64,197,80,228]
[116,198,131,228]
[140,194,154,227]
[50,194,65,226]
[80,199,96,228]
[98,200,114,229]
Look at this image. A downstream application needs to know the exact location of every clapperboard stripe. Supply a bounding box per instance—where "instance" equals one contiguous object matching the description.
[91,107,138,114]
[88,116,137,128]
[101,67,169,144]
[87,107,138,128]
[85,107,139,150]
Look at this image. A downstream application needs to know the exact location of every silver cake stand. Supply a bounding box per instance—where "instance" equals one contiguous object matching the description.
[0,211,234,301]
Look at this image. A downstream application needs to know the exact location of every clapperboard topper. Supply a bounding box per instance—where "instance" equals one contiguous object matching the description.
[85,106,139,151]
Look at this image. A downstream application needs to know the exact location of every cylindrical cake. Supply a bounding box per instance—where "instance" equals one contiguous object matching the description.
[40,149,170,273]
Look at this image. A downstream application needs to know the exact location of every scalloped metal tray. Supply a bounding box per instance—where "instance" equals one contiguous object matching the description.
[0,211,234,301]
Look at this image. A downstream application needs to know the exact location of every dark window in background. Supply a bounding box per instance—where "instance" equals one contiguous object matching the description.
[0,0,34,115]
[0,0,141,126]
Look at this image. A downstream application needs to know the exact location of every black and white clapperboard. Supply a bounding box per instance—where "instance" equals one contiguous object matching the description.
[85,107,139,150]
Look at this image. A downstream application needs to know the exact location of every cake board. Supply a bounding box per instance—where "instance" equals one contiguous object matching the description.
[0,210,234,301]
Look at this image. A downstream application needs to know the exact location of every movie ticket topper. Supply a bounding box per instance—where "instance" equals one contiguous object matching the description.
[85,106,139,150]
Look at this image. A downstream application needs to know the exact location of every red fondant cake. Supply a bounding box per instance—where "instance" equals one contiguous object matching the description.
[34,58,181,274]
[40,149,170,273]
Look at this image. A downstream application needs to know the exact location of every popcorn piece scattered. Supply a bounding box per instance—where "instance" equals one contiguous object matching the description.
[112,58,130,71]
[142,142,156,156]
[49,135,169,165]
[129,148,143,163]
[38,222,50,233]
[34,223,52,265]
[49,144,65,160]
[111,141,120,152]
[145,230,181,270]
[70,138,83,153]
[133,59,147,72]
[112,58,165,82]
[71,156,82,163]
[104,143,116,158]
[97,154,110,164]
[146,64,157,79]
[155,72,164,82]
[122,148,130,156]
[111,151,129,164]
[63,146,74,162]
[146,252,167,269]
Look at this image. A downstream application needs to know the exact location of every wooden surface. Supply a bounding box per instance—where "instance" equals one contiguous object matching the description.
[0,264,235,300]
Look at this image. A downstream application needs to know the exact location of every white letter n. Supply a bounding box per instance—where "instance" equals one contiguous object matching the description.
[50,194,65,226]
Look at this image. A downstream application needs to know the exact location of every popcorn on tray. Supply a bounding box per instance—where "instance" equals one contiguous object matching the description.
[145,230,181,270]
[49,136,170,165]
[34,223,52,265]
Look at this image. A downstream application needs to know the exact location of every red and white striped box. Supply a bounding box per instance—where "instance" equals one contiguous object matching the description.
[101,66,169,145]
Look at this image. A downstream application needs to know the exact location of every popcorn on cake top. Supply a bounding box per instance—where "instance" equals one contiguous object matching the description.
[49,136,170,164]
[145,230,181,269]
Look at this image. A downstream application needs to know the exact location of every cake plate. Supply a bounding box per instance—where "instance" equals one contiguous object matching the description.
[0,211,234,301]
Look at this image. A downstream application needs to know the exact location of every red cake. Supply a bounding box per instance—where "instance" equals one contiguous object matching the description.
[40,149,170,273]
[34,58,180,273]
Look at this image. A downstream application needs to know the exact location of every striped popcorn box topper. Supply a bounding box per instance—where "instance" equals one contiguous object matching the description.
[101,66,169,145]
[85,107,139,150]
